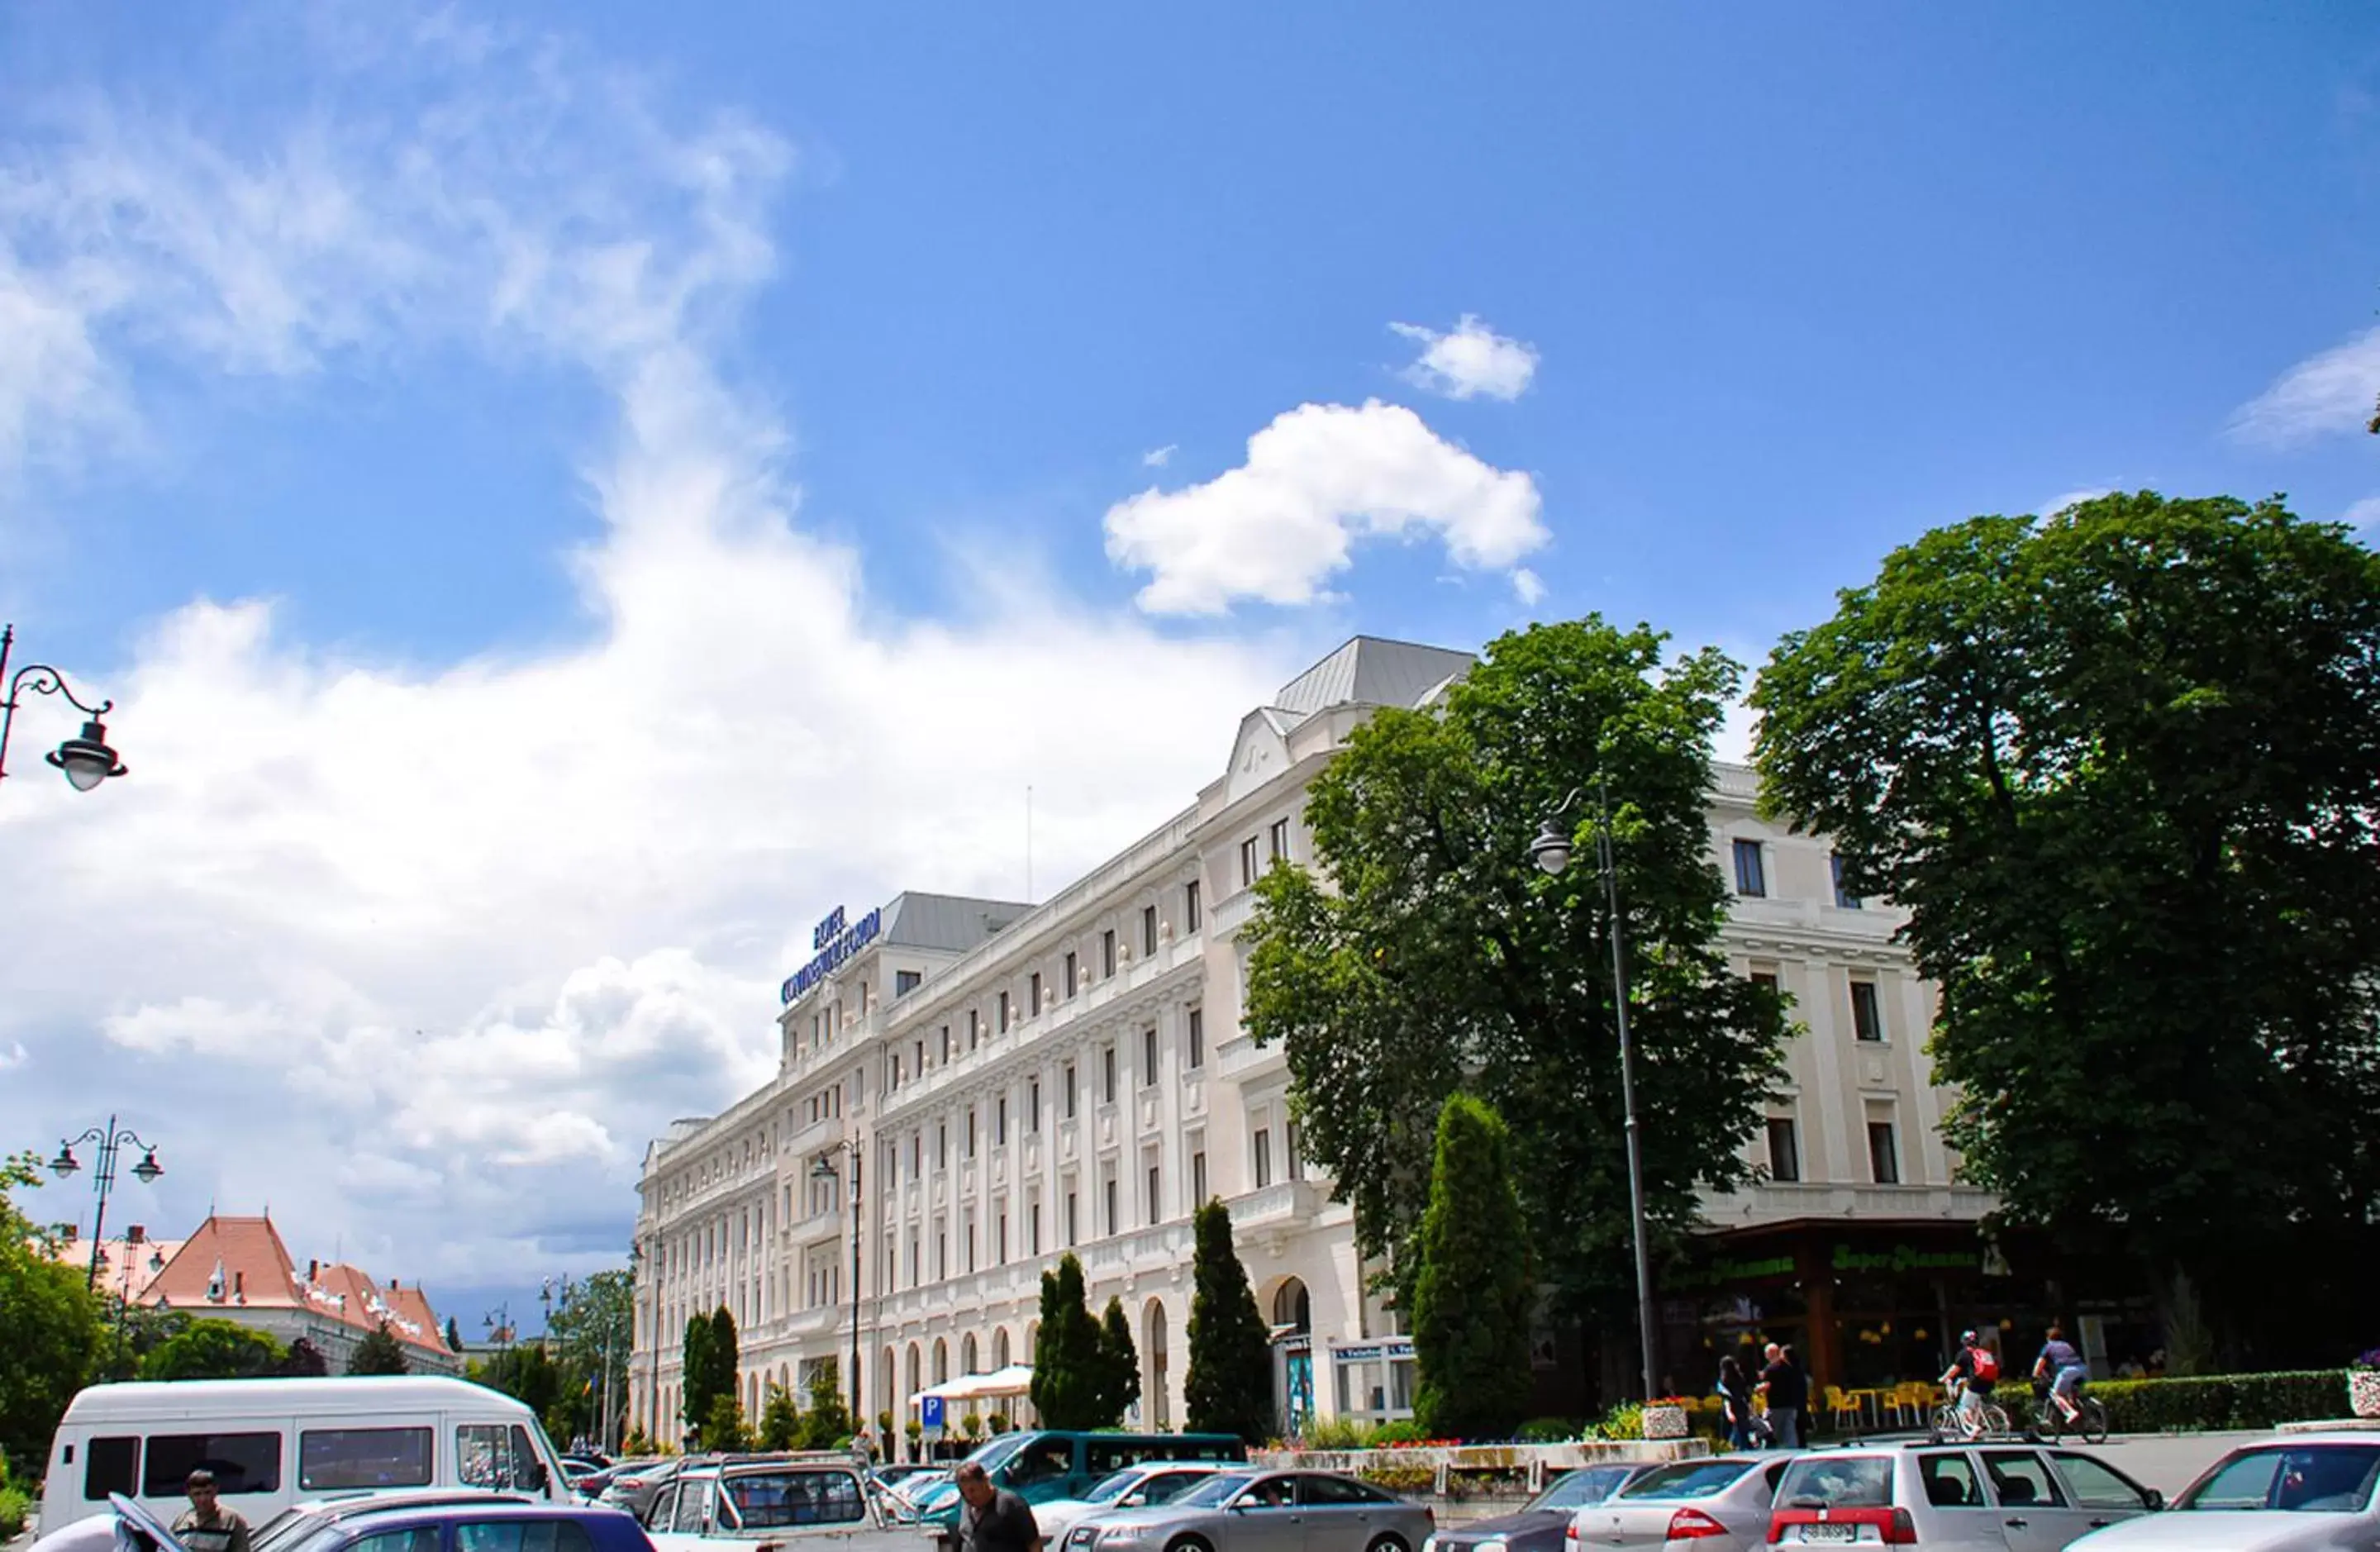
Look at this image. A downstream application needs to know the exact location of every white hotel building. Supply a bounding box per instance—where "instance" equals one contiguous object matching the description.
[628,637,1998,1451]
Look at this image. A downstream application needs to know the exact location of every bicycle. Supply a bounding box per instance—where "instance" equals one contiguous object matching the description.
[2028,1377,2110,1445]
[1928,1380,2011,1442]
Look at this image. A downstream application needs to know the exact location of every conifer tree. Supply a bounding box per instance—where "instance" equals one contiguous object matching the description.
[1411,1092,1531,1440]
[347,1321,410,1376]
[1027,1255,1104,1429]
[1096,1297,1141,1426]
[1183,1200,1272,1443]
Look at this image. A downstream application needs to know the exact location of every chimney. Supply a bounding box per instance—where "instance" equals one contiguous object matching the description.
[233,1270,245,1299]
[308,1259,319,1281]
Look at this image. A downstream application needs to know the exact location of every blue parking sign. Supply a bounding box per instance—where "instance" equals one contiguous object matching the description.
[922,1395,945,1430]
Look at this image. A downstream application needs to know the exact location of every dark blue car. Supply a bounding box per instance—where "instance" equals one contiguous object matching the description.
[117,1494,658,1552]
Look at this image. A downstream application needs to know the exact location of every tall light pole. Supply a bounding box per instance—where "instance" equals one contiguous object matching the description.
[2,625,129,795]
[810,1142,864,1434]
[1530,778,1660,1402]
[50,1119,164,1290]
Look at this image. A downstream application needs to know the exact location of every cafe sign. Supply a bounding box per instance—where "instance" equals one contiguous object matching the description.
[1831,1243,1982,1275]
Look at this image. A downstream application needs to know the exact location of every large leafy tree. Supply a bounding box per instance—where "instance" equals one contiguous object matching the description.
[1182,1199,1272,1443]
[1411,1094,1532,1440]
[140,1320,288,1381]
[1751,493,2380,1360]
[1028,1255,1104,1429]
[0,1152,106,1474]
[1095,1297,1141,1426]
[1245,617,1788,1333]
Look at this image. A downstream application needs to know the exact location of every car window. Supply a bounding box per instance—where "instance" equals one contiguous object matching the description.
[1917,1454,1983,1510]
[144,1432,283,1496]
[343,1531,440,1552]
[1175,1475,1254,1508]
[2049,1454,2151,1512]
[2187,1447,2380,1512]
[458,1426,544,1493]
[1981,1453,2066,1510]
[1083,1471,1140,1504]
[672,1479,718,1533]
[84,1437,140,1502]
[1011,1441,1077,1486]
[1239,1477,1298,1509]
[1778,1457,1892,1510]
[453,1522,597,1552]
[1142,1473,1210,1507]
[1622,1462,1755,1501]
[724,1470,866,1527]
[1299,1477,1387,1507]
[301,1429,436,1492]
[1530,1467,1635,1512]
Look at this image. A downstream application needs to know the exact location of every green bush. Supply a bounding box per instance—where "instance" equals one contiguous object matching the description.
[2089,1370,2344,1433]
[0,1452,28,1540]
[1356,1463,1435,1496]
[1371,1419,1428,1446]
[1517,1416,1583,1442]
[1597,1401,1646,1440]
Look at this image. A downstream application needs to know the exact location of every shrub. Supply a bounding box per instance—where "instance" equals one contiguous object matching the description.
[0,1453,28,1540]
[1371,1419,1428,1446]
[1448,1467,1527,1500]
[2089,1370,2343,1433]
[1299,1417,1377,1450]
[1597,1401,1645,1440]
[1517,1416,1583,1443]
[1356,1463,1435,1496]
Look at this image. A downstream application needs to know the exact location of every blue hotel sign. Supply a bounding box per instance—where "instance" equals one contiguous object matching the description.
[781,903,883,1005]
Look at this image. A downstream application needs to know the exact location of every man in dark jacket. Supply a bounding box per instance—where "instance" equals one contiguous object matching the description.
[1758,1344,1809,1450]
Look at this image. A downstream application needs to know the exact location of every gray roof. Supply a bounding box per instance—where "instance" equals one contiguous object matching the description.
[881,893,1031,954]
[1273,636,1478,716]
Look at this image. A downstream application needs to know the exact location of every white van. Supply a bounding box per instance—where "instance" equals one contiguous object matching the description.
[39,1376,569,1535]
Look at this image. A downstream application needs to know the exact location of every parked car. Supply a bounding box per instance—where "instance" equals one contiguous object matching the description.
[1769,1441,2162,1552]
[2064,1433,2375,1552]
[116,1492,654,1552]
[911,1432,1249,1528]
[1428,1465,1655,1552]
[1040,1464,1231,1549]
[250,1490,538,1552]
[1564,1455,1793,1552]
[871,1465,940,1494]
[639,1454,919,1552]
[1087,1468,1435,1552]
[603,1459,690,1522]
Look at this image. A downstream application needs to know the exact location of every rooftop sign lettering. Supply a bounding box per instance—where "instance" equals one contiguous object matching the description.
[783,904,883,1005]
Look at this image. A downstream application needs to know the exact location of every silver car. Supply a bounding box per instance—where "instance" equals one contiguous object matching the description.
[1564,1456,1794,1552]
[2067,1432,2376,1552]
[1093,1468,1435,1552]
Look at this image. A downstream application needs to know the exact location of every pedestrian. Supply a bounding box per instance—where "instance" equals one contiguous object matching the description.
[171,1471,254,1552]
[954,1461,1042,1552]
[1759,1343,1807,1450]
[1717,1355,1758,1450]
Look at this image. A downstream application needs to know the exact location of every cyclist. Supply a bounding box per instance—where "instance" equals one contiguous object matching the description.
[1940,1330,2002,1439]
[2034,1324,2089,1424]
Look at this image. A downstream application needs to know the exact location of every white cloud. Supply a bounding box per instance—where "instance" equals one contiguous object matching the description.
[2345,496,2380,531]
[2036,488,2114,517]
[1390,314,1540,402]
[2229,325,2380,447]
[1511,567,1545,607]
[0,14,1299,1289]
[1103,399,1547,615]
[1141,444,1176,468]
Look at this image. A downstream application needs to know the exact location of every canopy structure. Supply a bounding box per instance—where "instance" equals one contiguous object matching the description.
[909,1363,1035,1410]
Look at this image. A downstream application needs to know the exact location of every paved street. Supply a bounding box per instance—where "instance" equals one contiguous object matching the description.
[2086,1431,2262,1497]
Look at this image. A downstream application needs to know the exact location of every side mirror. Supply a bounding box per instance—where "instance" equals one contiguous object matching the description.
[2145,1491,2166,1512]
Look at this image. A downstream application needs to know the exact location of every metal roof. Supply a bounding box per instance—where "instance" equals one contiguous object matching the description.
[1271,636,1476,716]
[880,893,1030,953]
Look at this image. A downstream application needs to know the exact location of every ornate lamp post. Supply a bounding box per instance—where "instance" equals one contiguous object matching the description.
[809,1143,864,1431]
[2,624,128,794]
[50,1118,164,1290]
[1530,778,1660,1402]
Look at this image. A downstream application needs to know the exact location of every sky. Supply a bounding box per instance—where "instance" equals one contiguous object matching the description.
[4,1,2379,1331]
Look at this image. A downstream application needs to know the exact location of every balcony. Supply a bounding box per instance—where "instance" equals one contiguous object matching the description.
[1209,888,1259,939]
[1216,1036,1283,1081]
[1226,1179,1324,1229]
[1706,1180,1997,1230]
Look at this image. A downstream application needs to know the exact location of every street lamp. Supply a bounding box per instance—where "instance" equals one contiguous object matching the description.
[51,1117,164,1290]
[1532,778,1660,1402]
[1,624,128,794]
[810,1144,864,1433]
[485,1302,513,1358]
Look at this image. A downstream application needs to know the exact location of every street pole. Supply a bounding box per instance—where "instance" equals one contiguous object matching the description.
[1597,778,1661,1402]
[1,624,131,794]
[50,1118,164,1290]
[848,1145,864,1436]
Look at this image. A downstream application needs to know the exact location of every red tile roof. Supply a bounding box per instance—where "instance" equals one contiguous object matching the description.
[42,1233,186,1304]
[145,1216,454,1359]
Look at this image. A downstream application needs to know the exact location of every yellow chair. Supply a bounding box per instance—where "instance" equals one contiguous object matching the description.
[1825,1385,1864,1433]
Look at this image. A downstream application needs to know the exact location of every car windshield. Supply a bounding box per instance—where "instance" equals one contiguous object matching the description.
[2180,1446,2380,1513]
[1530,1468,1638,1512]
[721,1469,867,1528]
[250,1509,317,1552]
[1777,1459,1893,1511]
[969,1435,1031,1476]
[1620,1462,1754,1502]
[1174,1473,1256,1508]
[1084,1472,1145,1504]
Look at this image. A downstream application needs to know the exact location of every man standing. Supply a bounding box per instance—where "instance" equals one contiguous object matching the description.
[171,1472,254,1552]
[1758,1343,1807,1450]
[955,1463,1041,1552]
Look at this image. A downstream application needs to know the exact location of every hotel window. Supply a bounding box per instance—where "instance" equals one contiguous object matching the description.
[1103,1171,1118,1235]
[1102,929,1116,978]
[996,1095,1009,1146]
[936,1123,948,1169]
[1102,1045,1116,1105]
[1749,970,1779,997]
[1733,838,1767,897]
[896,969,922,997]
[1192,1149,1207,1205]
[910,1133,921,1174]
[1147,1164,1162,1226]
[916,1038,926,1074]
[1142,1027,1158,1087]
[997,993,1011,1033]
[1832,855,1862,909]
[1850,980,1885,1042]
[907,1230,919,1286]
[1065,1191,1079,1246]
[1254,1128,1273,1189]
[1287,1119,1303,1180]
[964,1211,977,1273]
[890,1054,903,1089]
[1766,1118,1802,1183]
[1185,880,1202,932]
[940,1026,950,1064]
[1269,818,1290,861]
[1064,1064,1078,1118]
[996,1212,1009,1264]
[969,1009,981,1049]
[966,1107,978,1159]
[1064,951,1078,997]
[1029,973,1043,1016]
[935,1229,946,1280]
[1030,1201,1043,1254]
[1187,1007,1205,1069]
[1239,836,1260,889]
[1142,905,1159,956]
[1030,1078,1043,1131]
[1868,1121,1901,1185]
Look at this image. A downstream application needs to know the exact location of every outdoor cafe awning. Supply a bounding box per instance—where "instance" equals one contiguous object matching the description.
[909,1363,1035,1409]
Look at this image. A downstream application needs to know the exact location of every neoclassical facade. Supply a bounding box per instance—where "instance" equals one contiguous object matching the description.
[627,637,1988,1450]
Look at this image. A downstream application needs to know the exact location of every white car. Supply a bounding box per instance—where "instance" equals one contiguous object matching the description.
[1039,1463,1230,1550]
[641,1454,920,1552]
[1564,1455,1793,1552]
[2072,1433,2379,1552]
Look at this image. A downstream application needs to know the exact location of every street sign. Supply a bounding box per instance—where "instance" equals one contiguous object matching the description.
[921,1395,945,1430]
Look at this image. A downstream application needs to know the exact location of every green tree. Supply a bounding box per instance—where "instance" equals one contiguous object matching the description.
[279,1338,330,1377]
[1751,493,2380,1362]
[801,1357,850,1446]
[1411,1093,1532,1440]
[1183,1199,1272,1443]
[140,1319,288,1381]
[544,1271,635,1446]
[1095,1297,1140,1427]
[446,1316,464,1354]
[703,1393,750,1453]
[707,1307,741,1426]
[681,1314,719,1434]
[0,1152,107,1474]
[347,1322,410,1375]
[759,1383,802,1450]
[1027,1254,1105,1430]
[1244,618,1787,1334]
[483,1343,566,1427]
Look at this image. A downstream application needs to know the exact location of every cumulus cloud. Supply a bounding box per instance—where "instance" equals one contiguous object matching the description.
[1511,567,1545,607]
[2229,325,2380,447]
[0,12,1296,1289]
[1390,314,1539,402]
[2344,496,2380,531]
[2037,488,2115,517]
[1103,399,1547,615]
[1141,444,1176,468]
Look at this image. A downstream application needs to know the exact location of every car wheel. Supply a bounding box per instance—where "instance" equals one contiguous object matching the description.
[1367,1535,1412,1552]
[1169,1536,1216,1552]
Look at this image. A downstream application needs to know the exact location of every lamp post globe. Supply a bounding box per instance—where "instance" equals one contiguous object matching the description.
[1529,820,1573,876]
[809,1154,836,1182]
[131,1148,164,1184]
[50,717,127,793]
[50,1145,80,1178]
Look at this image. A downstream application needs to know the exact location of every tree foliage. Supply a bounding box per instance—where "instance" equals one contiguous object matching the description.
[681,1306,740,1438]
[802,1356,851,1446]
[1411,1093,1533,1440]
[1028,1255,1107,1429]
[1751,493,2380,1360]
[140,1319,288,1381]
[1244,617,1788,1328]
[446,1317,464,1354]
[703,1393,750,1454]
[280,1338,331,1377]
[478,1342,566,1429]
[0,1152,106,1475]
[759,1383,802,1450]
[1183,1199,1271,1443]
[1096,1297,1141,1426]
[347,1322,411,1375]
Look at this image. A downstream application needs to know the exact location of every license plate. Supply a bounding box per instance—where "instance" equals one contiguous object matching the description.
[1796,1525,1858,1544]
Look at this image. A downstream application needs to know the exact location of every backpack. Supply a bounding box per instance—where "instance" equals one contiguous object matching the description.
[1970,1346,2001,1382]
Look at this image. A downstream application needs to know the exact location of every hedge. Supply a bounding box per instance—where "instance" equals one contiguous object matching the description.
[2087,1370,2345,1433]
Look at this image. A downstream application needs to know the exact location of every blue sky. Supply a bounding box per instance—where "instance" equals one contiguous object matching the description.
[3,1,2378,1316]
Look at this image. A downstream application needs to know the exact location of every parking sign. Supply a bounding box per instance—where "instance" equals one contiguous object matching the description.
[922,1395,945,1430]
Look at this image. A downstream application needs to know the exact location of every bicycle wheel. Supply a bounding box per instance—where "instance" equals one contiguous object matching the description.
[1981,1402,2012,1437]
[2078,1397,2109,1445]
